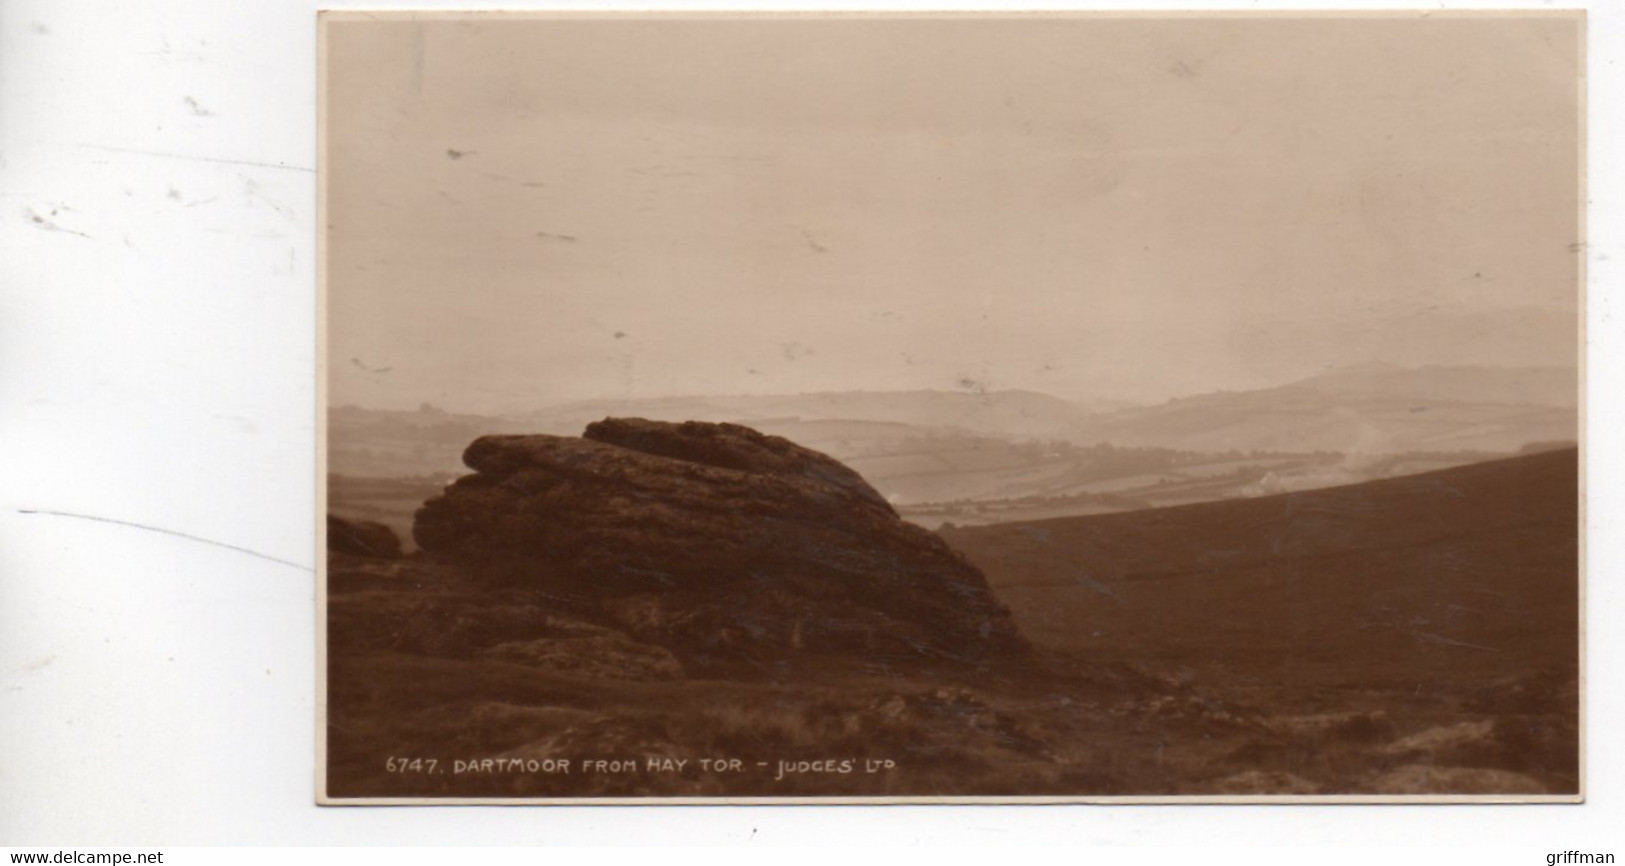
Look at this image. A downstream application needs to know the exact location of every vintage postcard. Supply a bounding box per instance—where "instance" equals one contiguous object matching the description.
[317,10,1583,803]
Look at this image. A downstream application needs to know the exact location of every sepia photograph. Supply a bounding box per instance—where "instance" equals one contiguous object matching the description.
[318,10,1583,802]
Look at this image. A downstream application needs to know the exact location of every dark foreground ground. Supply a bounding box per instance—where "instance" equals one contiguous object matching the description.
[326,449,1578,799]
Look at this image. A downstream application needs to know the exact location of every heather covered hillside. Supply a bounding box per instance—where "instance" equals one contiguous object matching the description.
[326,423,1579,799]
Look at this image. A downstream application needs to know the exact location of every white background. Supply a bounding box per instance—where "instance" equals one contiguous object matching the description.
[0,0,1620,849]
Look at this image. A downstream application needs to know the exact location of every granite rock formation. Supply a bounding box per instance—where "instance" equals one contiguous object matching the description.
[413,418,1023,667]
[327,514,402,559]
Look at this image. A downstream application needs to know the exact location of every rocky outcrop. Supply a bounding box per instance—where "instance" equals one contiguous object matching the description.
[328,514,402,559]
[583,417,893,511]
[413,418,1023,667]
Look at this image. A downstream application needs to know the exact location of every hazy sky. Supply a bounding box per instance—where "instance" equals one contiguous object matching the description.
[326,14,1581,413]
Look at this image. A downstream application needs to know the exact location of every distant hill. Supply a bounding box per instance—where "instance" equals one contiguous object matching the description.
[1278,363,1576,407]
[329,368,1577,525]
[328,403,525,478]
[504,389,1121,441]
[1069,365,1576,454]
[942,448,1580,688]
[328,389,1123,484]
